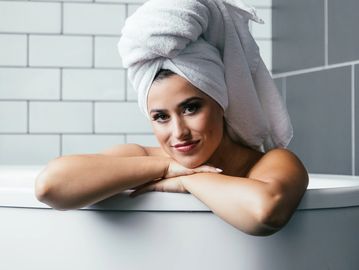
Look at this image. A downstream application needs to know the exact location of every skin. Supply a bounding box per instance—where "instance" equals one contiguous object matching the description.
[147,74,226,169]
[131,74,309,235]
[35,74,309,236]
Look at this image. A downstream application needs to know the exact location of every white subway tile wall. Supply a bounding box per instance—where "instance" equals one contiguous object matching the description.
[0,1,61,33]
[62,69,125,100]
[29,35,93,67]
[62,134,125,155]
[0,68,60,99]
[63,3,126,35]
[94,37,124,68]
[0,35,27,66]
[94,102,152,133]
[0,0,272,164]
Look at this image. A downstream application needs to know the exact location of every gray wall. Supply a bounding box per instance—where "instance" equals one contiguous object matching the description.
[273,0,358,175]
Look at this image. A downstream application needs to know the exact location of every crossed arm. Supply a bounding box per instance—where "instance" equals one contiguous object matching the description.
[35,144,308,236]
[131,149,309,236]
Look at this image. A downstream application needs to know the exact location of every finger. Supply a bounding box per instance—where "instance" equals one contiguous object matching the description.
[130,183,155,198]
[194,165,222,173]
[129,188,147,198]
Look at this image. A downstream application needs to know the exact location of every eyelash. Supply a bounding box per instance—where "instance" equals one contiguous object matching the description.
[152,102,202,123]
[152,113,169,122]
[183,102,201,114]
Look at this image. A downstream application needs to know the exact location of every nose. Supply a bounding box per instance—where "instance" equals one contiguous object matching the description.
[172,116,191,140]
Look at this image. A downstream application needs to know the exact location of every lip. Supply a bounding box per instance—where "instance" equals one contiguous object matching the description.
[173,140,200,153]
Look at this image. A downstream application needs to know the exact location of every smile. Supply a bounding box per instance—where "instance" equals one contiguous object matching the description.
[173,140,200,153]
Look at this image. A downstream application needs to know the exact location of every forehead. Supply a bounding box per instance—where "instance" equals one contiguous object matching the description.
[147,75,206,107]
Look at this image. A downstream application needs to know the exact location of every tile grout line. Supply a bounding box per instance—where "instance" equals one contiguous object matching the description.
[324,0,328,66]
[272,59,359,79]
[352,65,356,175]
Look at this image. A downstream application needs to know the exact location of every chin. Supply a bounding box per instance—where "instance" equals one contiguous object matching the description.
[166,144,214,169]
[175,155,207,169]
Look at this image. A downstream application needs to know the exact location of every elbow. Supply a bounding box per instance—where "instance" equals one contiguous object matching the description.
[35,171,49,204]
[253,194,288,237]
[34,159,70,211]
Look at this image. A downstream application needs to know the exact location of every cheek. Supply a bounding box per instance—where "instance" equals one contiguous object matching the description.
[199,110,223,135]
[152,125,170,145]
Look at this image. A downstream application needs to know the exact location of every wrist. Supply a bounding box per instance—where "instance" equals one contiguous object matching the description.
[180,173,197,191]
[160,157,171,179]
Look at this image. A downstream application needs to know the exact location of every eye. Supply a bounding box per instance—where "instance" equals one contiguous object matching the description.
[152,112,169,123]
[183,102,201,114]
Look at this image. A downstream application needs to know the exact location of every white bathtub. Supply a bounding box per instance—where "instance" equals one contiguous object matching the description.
[1,165,359,270]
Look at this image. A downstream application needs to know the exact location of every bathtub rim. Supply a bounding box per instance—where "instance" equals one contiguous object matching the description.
[1,165,359,211]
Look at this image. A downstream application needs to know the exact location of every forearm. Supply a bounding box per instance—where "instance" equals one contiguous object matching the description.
[181,173,282,236]
[35,155,168,210]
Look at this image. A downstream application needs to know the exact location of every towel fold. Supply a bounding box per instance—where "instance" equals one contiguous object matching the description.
[118,0,293,152]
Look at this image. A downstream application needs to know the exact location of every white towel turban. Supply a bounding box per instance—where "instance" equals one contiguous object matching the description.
[118,0,293,153]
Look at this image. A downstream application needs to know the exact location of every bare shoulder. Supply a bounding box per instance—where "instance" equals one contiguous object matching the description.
[99,143,149,157]
[247,148,309,188]
[145,146,170,157]
[99,143,169,158]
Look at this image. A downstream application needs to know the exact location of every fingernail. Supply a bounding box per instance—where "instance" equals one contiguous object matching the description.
[215,168,223,172]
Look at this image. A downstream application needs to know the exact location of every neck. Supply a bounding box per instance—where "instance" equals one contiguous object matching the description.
[206,128,251,176]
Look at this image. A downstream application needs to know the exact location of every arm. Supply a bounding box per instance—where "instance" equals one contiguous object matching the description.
[35,144,168,210]
[181,149,309,236]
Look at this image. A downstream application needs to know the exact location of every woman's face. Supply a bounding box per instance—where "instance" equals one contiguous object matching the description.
[148,74,224,168]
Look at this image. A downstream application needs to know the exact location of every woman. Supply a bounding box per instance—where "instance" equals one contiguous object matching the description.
[35,68,308,236]
[35,0,309,236]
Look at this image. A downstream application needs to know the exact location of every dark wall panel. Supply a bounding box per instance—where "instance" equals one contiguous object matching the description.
[272,0,324,73]
[328,0,359,64]
[286,67,352,174]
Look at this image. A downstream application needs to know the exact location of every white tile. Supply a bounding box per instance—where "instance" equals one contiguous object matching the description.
[95,36,123,68]
[62,134,125,155]
[96,0,147,3]
[126,77,137,101]
[37,0,91,2]
[62,69,125,100]
[126,134,159,147]
[95,102,152,132]
[0,35,27,66]
[0,68,60,100]
[29,35,92,67]
[128,4,142,17]
[251,8,272,39]
[256,39,272,71]
[0,135,59,165]
[29,102,93,133]
[0,1,61,33]
[0,102,27,133]
[63,3,126,35]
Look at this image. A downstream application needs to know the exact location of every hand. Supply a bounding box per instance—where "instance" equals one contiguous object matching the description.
[163,159,222,179]
[130,161,223,197]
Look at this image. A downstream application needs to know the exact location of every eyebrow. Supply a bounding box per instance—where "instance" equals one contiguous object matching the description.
[149,96,204,114]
